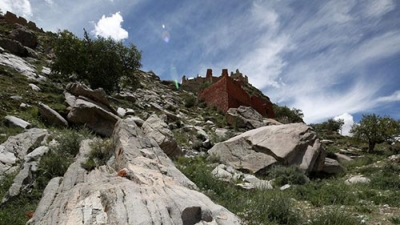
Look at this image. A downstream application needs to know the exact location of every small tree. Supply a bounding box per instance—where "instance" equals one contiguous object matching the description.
[273,105,304,123]
[350,114,399,152]
[51,29,141,93]
[312,118,344,133]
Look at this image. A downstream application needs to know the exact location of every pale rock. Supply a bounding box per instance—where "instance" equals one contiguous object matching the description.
[125,108,135,116]
[28,119,241,225]
[117,107,126,118]
[28,83,41,92]
[142,114,182,157]
[129,116,144,127]
[41,66,51,75]
[4,115,31,129]
[19,103,31,108]
[208,123,326,174]
[38,102,68,127]
[226,106,264,130]
[345,175,371,184]
[263,118,282,126]
[0,52,45,81]
[334,153,353,163]
[10,95,22,100]
[321,158,344,174]
[320,139,334,145]
[280,184,291,191]
[0,128,48,176]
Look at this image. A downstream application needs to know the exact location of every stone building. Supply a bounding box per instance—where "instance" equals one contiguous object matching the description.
[197,69,274,118]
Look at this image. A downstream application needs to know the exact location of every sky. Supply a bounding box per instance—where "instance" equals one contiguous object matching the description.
[1,0,400,135]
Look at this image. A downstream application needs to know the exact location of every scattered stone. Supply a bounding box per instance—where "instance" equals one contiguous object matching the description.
[142,114,182,157]
[125,108,135,116]
[345,175,371,185]
[10,95,22,100]
[117,107,127,118]
[208,123,326,174]
[28,83,41,91]
[321,157,344,174]
[4,115,31,129]
[37,102,68,127]
[19,103,31,108]
[0,52,45,81]
[280,184,291,191]
[41,67,51,75]
[320,139,334,145]
[334,153,353,163]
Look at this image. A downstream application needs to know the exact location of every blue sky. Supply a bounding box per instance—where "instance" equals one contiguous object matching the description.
[1,0,400,134]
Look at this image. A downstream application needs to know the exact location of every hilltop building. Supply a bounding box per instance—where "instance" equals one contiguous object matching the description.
[181,69,274,118]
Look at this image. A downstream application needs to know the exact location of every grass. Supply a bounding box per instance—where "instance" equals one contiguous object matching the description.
[81,138,114,171]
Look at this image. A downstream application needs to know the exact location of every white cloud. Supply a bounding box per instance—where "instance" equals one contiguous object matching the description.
[44,0,54,5]
[93,11,128,41]
[364,0,395,18]
[334,113,354,136]
[377,90,400,103]
[0,0,32,18]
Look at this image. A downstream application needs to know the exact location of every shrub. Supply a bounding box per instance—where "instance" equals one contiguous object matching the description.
[51,30,142,93]
[264,195,303,225]
[267,165,309,186]
[184,95,197,108]
[81,138,114,171]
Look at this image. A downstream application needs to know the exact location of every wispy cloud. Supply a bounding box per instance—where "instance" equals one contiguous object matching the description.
[93,11,128,41]
[377,90,400,103]
[0,0,32,18]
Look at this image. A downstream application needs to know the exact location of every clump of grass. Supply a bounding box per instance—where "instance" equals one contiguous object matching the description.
[267,165,309,186]
[309,208,360,225]
[81,138,114,171]
[389,216,400,224]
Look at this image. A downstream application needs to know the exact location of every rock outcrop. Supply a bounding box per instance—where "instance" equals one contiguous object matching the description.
[142,114,182,157]
[38,102,68,127]
[65,83,119,136]
[9,28,38,48]
[0,128,48,177]
[208,123,326,174]
[28,118,241,225]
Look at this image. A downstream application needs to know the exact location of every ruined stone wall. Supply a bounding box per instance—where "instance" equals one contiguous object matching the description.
[226,78,252,110]
[3,11,42,32]
[250,96,275,117]
[198,77,229,112]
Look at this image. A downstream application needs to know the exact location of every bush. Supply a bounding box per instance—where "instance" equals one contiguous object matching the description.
[267,165,309,186]
[51,30,142,93]
[81,138,114,171]
[184,95,197,108]
[273,105,304,124]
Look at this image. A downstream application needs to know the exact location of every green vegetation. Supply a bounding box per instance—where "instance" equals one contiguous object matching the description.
[311,118,344,134]
[273,105,304,124]
[51,29,142,93]
[350,114,400,152]
[81,138,114,171]
[267,165,309,186]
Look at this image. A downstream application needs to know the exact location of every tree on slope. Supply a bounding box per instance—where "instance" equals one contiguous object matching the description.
[51,29,142,93]
[350,114,399,152]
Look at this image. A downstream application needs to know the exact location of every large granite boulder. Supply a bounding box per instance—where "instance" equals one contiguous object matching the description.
[9,28,38,48]
[142,114,182,157]
[4,115,31,129]
[28,118,241,225]
[0,128,48,177]
[65,83,119,136]
[208,123,326,174]
[226,106,264,129]
[0,38,28,57]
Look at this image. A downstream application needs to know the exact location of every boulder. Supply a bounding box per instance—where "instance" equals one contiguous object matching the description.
[321,158,344,174]
[142,114,182,157]
[0,128,48,176]
[38,102,68,127]
[66,83,117,115]
[211,164,272,190]
[9,28,38,48]
[28,118,241,225]
[226,106,264,129]
[67,97,119,137]
[28,83,41,91]
[0,38,28,57]
[208,123,326,174]
[0,52,45,81]
[4,115,31,129]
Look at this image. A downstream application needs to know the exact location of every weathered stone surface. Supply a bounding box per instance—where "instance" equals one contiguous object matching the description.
[4,115,31,129]
[263,118,282,126]
[212,164,272,190]
[226,106,264,129]
[334,153,353,163]
[116,107,126,117]
[67,97,119,137]
[1,146,49,204]
[208,123,326,174]
[142,114,182,157]
[0,52,45,81]
[28,119,241,225]
[29,83,41,91]
[129,116,144,127]
[38,102,68,127]
[321,158,344,174]
[0,128,48,176]
[9,28,38,48]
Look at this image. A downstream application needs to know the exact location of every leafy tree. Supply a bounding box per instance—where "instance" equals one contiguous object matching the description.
[51,29,141,93]
[312,118,344,133]
[273,105,304,123]
[350,114,400,152]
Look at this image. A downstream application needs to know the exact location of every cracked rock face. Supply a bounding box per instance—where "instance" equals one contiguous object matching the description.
[208,123,326,174]
[28,118,241,225]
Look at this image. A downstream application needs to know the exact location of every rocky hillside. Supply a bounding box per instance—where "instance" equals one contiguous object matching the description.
[1,13,400,225]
